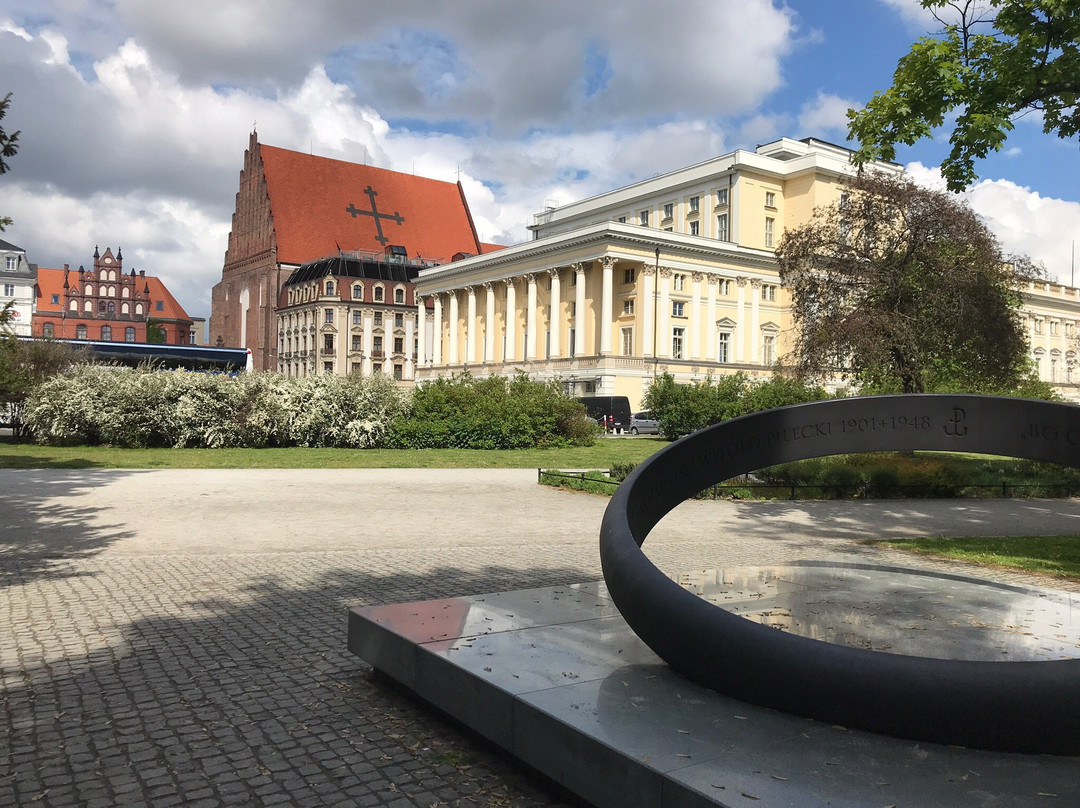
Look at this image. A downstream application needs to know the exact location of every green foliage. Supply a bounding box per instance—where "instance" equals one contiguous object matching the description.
[24,367,408,448]
[145,320,167,344]
[777,171,1034,394]
[0,92,19,231]
[388,372,595,449]
[642,372,828,439]
[0,335,85,439]
[538,469,620,495]
[849,0,1080,191]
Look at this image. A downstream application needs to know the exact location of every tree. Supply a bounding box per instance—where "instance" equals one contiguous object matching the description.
[0,336,85,439]
[145,320,167,344]
[775,170,1039,394]
[848,0,1080,191]
[0,92,20,231]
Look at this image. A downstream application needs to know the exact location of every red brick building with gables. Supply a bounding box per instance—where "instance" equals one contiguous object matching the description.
[210,132,493,371]
[34,246,193,344]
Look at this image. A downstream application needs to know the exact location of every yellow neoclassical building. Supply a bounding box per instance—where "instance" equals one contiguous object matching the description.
[413,137,1080,408]
[414,138,898,409]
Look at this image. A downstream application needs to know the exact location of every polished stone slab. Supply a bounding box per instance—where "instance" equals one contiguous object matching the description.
[348,568,1080,808]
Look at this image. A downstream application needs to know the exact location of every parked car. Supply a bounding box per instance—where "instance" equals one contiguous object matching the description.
[629,412,659,435]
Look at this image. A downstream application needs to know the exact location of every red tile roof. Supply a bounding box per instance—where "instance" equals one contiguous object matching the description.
[36,267,192,322]
[259,145,484,266]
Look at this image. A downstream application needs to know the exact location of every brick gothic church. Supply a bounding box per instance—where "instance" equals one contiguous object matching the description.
[209,132,491,371]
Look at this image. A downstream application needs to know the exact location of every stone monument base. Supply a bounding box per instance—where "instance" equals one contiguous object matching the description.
[347,567,1080,808]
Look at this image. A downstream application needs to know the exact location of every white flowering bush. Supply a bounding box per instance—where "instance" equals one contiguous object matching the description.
[25,366,408,448]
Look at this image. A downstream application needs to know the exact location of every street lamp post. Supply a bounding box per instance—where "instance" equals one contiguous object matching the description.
[653,247,660,381]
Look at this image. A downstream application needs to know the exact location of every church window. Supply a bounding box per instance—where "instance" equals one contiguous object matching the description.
[352,284,362,299]
[374,286,384,302]
[101,325,112,341]
[76,324,87,339]
[324,308,333,324]
[394,288,405,303]
[42,323,54,337]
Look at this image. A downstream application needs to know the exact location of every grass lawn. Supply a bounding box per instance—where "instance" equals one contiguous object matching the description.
[0,437,668,470]
[876,535,1080,582]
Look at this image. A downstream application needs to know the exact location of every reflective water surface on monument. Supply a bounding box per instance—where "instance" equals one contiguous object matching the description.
[674,562,1080,661]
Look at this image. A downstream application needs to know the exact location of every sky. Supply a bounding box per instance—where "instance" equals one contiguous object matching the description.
[2,0,1079,321]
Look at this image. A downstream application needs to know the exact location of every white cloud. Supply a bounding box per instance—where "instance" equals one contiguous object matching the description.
[797,92,858,138]
[906,162,1080,284]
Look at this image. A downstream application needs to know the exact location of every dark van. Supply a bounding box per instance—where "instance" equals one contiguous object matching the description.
[576,396,632,433]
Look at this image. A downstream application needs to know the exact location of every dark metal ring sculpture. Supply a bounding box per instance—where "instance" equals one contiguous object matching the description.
[600,394,1080,755]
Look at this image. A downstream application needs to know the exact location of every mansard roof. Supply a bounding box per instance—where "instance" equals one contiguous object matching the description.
[0,238,23,252]
[282,252,419,287]
[258,144,485,266]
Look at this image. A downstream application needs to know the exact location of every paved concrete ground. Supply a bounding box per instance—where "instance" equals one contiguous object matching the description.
[2,469,1079,807]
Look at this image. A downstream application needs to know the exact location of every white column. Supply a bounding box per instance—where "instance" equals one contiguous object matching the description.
[573,263,586,357]
[504,278,517,361]
[526,274,538,360]
[690,272,703,360]
[363,310,374,375]
[448,291,459,365]
[548,268,561,357]
[658,268,671,358]
[735,277,747,362]
[706,277,717,362]
[415,296,426,368]
[640,266,655,357]
[466,286,477,364]
[405,313,415,378]
[484,281,496,363]
[433,294,443,366]
[600,257,615,355]
[750,278,761,364]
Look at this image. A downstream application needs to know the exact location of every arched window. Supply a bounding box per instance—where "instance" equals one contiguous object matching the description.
[108,286,116,297]
[122,287,130,298]
[107,301,115,313]
[42,323,54,337]
[99,301,107,312]
[69,300,78,312]
[101,325,112,341]
[85,285,93,296]
[352,284,363,300]
[135,303,143,315]
[394,288,405,304]
[84,301,92,312]
[76,324,87,339]
[125,327,135,342]
[374,286,384,302]
[121,302,130,314]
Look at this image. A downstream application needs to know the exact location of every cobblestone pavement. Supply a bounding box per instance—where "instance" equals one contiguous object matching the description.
[2,469,1078,808]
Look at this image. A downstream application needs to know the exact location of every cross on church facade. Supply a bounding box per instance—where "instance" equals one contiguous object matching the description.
[345,186,405,246]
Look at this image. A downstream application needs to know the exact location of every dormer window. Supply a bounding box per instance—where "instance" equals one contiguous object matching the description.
[374,286,384,302]
[394,288,405,304]
[5,256,16,271]
[326,281,335,295]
